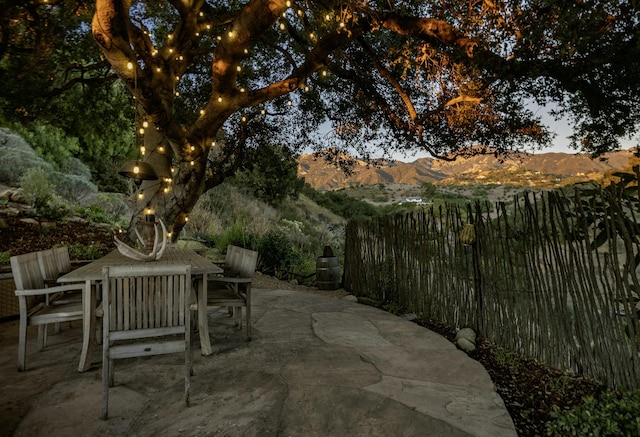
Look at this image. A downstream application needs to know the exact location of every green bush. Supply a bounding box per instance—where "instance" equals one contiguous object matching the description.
[0,128,53,186]
[546,390,640,436]
[91,193,128,224]
[67,243,105,260]
[0,251,9,264]
[258,229,297,276]
[19,167,55,211]
[50,172,98,204]
[215,222,258,252]
[76,204,110,224]
[19,123,80,170]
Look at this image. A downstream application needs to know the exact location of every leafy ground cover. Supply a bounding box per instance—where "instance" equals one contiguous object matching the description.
[420,320,606,437]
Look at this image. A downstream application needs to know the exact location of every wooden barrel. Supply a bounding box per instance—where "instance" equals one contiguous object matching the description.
[316,256,340,290]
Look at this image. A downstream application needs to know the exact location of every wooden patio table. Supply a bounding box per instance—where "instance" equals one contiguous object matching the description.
[58,246,222,372]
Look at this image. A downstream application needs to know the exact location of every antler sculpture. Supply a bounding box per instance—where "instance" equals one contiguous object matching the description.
[114,219,168,261]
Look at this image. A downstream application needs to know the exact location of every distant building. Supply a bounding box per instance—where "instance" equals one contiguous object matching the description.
[399,196,431,205]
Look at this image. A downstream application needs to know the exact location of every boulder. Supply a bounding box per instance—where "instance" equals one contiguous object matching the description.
[456,337,476,353]
[455,327,477,344]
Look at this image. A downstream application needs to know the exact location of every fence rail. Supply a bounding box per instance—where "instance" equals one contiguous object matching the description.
[344,190,640,389]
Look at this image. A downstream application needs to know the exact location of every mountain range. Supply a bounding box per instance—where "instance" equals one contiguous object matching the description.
[298,149,638,191]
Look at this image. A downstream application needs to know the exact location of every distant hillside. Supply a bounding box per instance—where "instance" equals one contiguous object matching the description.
[299,150,637,190]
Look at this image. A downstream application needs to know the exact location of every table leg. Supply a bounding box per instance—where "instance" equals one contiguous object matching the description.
[78,280,96,372]
[197,275,213,355]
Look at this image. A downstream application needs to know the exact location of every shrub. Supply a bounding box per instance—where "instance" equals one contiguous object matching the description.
[215,222,258,252]
[258,229,297,276]
[19,167,55,211]
[50,172,98,204]
[76,204,110,224]
[67,243,105,260]
[90,193,128,224]
[0,128,53,186]
[546,390,640,436]
[19,123,80,170]
[0,251,9,265]
[61,157,93,180]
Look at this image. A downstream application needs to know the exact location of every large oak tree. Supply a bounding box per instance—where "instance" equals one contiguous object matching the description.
[3,0,640,238]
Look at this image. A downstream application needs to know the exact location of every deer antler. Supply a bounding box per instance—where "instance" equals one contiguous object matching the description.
[114,219,168,261]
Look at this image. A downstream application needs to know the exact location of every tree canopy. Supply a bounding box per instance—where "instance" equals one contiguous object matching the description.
[1,0,639,237]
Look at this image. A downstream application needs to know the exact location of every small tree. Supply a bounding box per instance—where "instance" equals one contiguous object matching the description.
[19,167,55,212]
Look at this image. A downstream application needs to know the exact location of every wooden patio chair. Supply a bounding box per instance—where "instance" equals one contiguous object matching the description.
[37,248,84,336]
[213,245,242,277]
[206,247,258,341]
[101,264,193,419]
[10,252,87,371]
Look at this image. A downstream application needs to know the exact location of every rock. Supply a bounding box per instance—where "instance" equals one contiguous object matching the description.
[289,279,298,286]
[10,190,26,204]
[20,218,39,225]
[455,327,476,344]
[342,295,358,302]
[456,337,476,353]
[402,313,418,321]
[0,189,13,202]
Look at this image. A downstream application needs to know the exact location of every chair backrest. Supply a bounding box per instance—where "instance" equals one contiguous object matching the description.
[11,252,46,291]
[36,249,60,282]
[53,246,72,275]
[235,248,258,279]
[226,245,242,267]
[10,252,47,309]
[102,264,191,334]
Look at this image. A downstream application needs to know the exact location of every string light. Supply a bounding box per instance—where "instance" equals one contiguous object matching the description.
[138,193,144,200]
[142,121,149,128]
[158,146,165,153]
[140,146,146,155]
[236,65,242,72]
[217,96,223,102]
[127,62,134,70]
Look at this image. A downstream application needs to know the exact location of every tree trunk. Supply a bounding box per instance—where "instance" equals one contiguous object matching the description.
[126,126,207,243]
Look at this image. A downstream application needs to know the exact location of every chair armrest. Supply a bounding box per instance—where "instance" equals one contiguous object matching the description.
[15,283,87,297]
[209,277,253,284]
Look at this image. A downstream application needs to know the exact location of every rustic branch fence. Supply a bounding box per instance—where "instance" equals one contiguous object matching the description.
[344,190,640,389]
